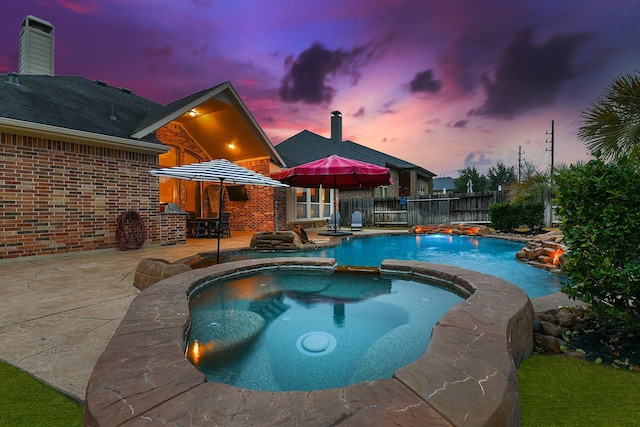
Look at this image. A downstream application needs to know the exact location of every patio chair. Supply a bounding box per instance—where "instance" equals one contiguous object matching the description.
[351,210,363,231]
[186,212,199,238]
[328,212,341,231]
[217,212,231,238]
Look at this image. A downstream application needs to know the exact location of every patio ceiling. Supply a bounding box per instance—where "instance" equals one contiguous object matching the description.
[132,81,286,166]
[173,98,268,163]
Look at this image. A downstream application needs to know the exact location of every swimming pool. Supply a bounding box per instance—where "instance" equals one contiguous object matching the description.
[231,234,564,298]
[187,269,464,391]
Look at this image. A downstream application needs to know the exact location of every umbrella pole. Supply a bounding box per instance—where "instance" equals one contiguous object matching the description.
[334,175,338,233]
[216,179,224,264]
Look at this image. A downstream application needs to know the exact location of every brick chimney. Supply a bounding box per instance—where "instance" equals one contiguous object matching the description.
[19,16,55,76]
[331,110,342,143]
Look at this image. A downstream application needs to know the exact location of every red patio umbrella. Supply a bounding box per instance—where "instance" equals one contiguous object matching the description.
[271,154,392,189]
[272,155,392,234]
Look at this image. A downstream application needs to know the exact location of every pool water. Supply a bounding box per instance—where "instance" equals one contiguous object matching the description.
[187,270,463,392]
[234,234,564,298]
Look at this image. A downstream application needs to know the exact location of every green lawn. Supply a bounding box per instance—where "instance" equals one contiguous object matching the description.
[0,361,82,427]
[518,355,640,426]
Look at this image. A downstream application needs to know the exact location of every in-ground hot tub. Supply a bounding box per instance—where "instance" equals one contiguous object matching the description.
[84,257,534,426]
[186,268,464,392]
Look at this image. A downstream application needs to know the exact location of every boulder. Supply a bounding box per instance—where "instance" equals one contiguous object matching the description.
[556,308,578,327]
[133,258,191,291]
[250,231,304,250]
[540,320,562,337]
[534,333,561,354]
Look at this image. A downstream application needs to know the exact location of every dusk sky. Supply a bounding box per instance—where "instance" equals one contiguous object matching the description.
[2,1,640,177]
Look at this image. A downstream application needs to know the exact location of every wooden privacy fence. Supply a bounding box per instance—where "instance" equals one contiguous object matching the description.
[340,191,501,227]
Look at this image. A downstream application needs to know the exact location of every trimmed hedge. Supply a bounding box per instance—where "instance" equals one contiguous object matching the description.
[489,202,544,232]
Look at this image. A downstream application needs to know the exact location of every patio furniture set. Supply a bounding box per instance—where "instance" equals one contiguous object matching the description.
[187,212,231,238]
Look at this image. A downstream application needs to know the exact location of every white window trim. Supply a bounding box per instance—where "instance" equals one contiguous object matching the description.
[287,186,334,222]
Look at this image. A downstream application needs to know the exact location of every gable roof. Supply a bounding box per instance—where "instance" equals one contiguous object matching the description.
[275,130,435,179]
[0,74,165,152]
[132,81,285,166]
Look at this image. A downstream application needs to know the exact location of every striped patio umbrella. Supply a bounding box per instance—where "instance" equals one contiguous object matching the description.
[150,159,288,262]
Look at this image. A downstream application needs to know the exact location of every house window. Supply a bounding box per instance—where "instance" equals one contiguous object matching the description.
[294,187,332,220]
[379,186,388,198]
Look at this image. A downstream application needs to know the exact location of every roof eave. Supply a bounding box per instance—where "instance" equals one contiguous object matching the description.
[0,117,168,155]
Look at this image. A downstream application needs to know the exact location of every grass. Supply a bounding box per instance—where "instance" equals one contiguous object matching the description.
[518,355,640,426]
[0,361,82,427]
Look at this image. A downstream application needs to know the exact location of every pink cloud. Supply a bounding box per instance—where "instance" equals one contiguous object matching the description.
[54,0,101,14]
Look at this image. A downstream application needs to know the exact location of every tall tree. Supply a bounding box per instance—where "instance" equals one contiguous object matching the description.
[453,166,488,193]
[486,161,517,190]
[578,72,640,161]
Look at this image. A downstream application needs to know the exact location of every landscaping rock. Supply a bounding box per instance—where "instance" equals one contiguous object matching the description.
[540,321,562,337]
[534,333,561,354]
[516,230,567,272]
[556,308,578,327]
[409,223,493,236]
[250,231,304,250]
[133,258,191,291]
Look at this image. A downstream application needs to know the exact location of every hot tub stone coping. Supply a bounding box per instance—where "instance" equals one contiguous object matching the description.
[84,258,533,427]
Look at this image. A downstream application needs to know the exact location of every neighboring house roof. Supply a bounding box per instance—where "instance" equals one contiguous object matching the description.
[433,177,455,192]
[276,130,435,179]
[0,74,164,150]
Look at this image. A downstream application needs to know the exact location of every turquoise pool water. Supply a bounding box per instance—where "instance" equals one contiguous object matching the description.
[232,234,564,298]
[187,270,464,392]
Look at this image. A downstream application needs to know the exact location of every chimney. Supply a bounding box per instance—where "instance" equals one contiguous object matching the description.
[331,110,342,143]
[19,16,55,76]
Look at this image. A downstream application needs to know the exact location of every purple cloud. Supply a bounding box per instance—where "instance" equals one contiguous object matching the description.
[450,120,469,128]
[472,28,591,119]
[409,69,443,94]
[279,41,379,104]
[464,152,492,168]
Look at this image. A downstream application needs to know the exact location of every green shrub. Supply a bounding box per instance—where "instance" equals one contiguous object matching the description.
[489,202,544,232]
[555,158,640,327]
[489,203,518,231]
[519,202,544,230]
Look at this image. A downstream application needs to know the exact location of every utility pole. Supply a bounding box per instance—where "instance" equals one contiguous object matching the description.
[546,120,554,184]
[518,145,524,183]
[545,120,555,228]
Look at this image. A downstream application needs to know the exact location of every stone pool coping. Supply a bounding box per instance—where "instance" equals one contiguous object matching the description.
[84,257,533,426]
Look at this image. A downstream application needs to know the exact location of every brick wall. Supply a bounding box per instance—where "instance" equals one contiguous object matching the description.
[160,212,187,245]
[227,158,277,232]
[1,132,161,259]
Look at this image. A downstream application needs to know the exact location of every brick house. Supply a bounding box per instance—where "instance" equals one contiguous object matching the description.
[0,73,286,259]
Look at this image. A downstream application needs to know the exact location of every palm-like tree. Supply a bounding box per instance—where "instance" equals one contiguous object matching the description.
[578,72,640,161]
